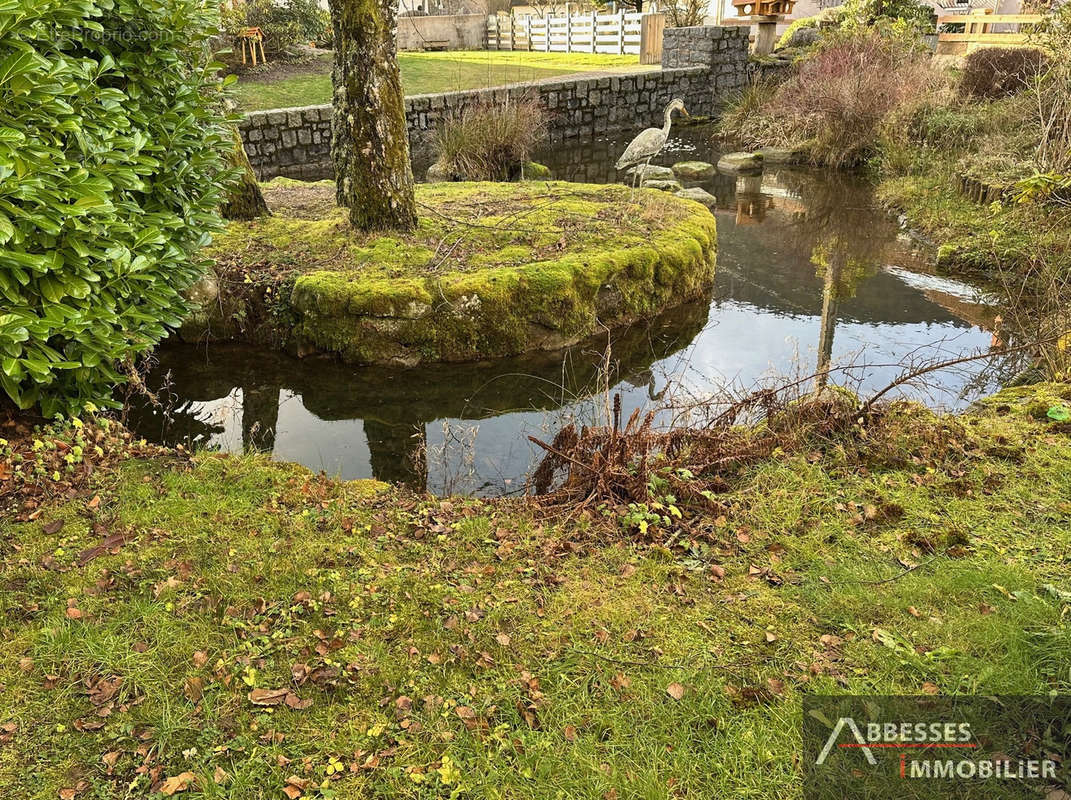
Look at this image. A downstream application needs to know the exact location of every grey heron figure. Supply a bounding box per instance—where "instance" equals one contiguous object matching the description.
[615,98,689,190]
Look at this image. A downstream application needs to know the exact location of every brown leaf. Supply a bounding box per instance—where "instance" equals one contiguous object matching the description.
[213,766,229,785]
[610,672,631,691]
[77,531,134,566]
[921,681,939,695]
[563,724,577,741]
[65,606,83,620]
[495,632,511,647]
[709,564,726,580]
[191,651,208,668]
[248,688,289,706]
[42,519,64,535]
[765,631,777,643]
[86,495,100,510]
[183,677,204,703]
[285,692,312,710]
[102,751,120,769]
[907,606,921,618]
[766,677,785,696]
[666,682,686,701]
[159,771,197,795]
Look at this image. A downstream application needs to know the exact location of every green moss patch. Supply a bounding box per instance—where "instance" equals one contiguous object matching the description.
[201,180,717,365]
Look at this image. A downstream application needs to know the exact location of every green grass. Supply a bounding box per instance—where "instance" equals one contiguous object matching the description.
[2,385,1071,797]
[232,51,651,111]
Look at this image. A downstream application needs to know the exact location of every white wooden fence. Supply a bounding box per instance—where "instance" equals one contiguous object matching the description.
[486,10,645,55]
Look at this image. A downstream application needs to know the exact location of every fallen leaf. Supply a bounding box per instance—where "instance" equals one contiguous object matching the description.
[495,632,511,647]
[86,495,100,510]
[248,688,289,706]
[192,651,208,668]
[285,692,312,710]
[42,519,64,535]
[921,682,939,695]
[159,771,197,795]
[907,606,921,618]
[666,682,686,701]
[765,631,777,643]
[102,751,120,768]
[563,724,577,741]
[766,677,785,696]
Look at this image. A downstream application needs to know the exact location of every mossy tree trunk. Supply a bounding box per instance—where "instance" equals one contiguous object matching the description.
[222,126,270,221]
[328,0,417,232]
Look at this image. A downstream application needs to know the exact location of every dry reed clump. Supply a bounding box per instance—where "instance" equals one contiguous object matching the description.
[432,97,549,181]
[527,384,977,535]
[718,30,944,168]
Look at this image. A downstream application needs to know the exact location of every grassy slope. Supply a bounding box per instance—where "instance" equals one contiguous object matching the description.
[2,385,1071,798]
[233,52,649,111]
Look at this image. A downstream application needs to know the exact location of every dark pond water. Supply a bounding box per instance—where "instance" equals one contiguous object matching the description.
[128,126,1011,494]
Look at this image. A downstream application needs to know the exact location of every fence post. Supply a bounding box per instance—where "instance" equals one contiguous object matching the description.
[545,14,551,51]
[617,9,625,53]
[525,15,531,51]
[565,4,571,52]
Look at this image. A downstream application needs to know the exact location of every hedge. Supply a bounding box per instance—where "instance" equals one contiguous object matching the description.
[0,0,233,416]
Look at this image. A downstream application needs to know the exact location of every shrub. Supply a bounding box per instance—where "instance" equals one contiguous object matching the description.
[960,47,1048,99]
[1030,6,1071,175]
[0,0,233,416]
[768,31,940,167]
[222,0,330,60]
[432,99,549,181]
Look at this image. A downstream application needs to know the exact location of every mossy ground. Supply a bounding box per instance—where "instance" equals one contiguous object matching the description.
[2,385,1071,798]
[203,180,717,365]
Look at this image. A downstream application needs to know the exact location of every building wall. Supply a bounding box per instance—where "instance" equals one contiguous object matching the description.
[396,13,488,50]
[239,24,750,181]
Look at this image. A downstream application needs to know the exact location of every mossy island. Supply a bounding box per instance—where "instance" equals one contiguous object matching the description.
[186,180,717,366]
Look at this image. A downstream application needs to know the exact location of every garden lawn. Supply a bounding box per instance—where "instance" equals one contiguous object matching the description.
[231,51,652,111]
[1,384,1071,797]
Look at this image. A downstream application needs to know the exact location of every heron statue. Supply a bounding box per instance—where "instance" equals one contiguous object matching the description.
[615,98,689,190]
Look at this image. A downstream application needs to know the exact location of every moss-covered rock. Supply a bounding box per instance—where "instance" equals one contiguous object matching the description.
[199,180,717,366]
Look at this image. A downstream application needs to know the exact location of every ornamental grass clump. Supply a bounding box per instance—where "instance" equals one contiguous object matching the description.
[0,0,233,416]
[432,97,548,181]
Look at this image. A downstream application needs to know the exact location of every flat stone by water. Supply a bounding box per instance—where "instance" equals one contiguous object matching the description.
[626,164,674,181]
[717,152,764,174]
[672,161,715,180]
[757,147,806,165]
[675,187,717,206]
[642,178,683,192]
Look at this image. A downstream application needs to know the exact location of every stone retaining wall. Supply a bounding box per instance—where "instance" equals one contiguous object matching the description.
[239,25,749,181]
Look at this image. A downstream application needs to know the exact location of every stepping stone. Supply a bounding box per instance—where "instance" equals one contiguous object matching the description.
[717,152,764,175]
[675,187,717,206]
[672,160,715,180]
[642,178,683,192]
[756,147,806,165]
[625,164,674,181]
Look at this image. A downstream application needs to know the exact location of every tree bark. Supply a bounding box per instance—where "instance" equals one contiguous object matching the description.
[328,0,417,232]
[222,126,270,221]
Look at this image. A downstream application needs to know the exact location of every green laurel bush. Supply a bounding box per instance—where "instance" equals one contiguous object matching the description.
[0,0,233,416]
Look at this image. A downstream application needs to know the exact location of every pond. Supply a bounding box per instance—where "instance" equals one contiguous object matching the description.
[127,126,1010,495]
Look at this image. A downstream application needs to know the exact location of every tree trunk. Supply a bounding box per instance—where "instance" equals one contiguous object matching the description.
[328,0,417,232]
[222,126,270,221]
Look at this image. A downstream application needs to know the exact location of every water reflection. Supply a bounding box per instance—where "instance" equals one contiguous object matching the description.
[129,145,1008,493]
[128,299,711,490]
